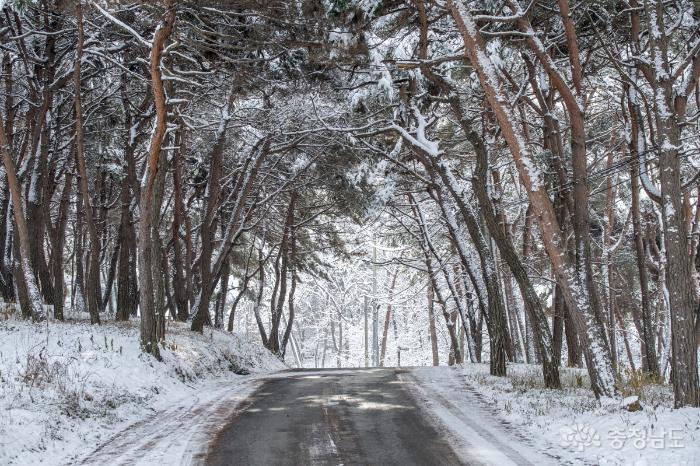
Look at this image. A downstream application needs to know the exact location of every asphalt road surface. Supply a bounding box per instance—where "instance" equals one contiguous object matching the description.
[205,368,465,466]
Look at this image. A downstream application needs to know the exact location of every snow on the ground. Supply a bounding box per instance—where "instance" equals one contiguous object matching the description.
[0,317,285,466]
[410,364,700,466]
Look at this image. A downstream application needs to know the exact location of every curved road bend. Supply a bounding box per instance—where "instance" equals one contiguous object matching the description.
[205,367,466,466]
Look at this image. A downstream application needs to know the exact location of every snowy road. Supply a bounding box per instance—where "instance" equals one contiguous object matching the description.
[205,368,551,466]
[77,367,556,466]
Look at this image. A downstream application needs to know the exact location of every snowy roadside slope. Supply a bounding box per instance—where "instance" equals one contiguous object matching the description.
[0,318,285,466]
[76,373,268,466]
[403,367,558,466]
[409,365,700,466]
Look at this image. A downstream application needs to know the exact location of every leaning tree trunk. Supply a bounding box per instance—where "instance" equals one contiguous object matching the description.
[447,0,616,397]
[190,139,269,332]
[429,163,508,375]
[138,5,176,359]
[413,0,506,375]
[227,243,255,332]
[466,128,560,387]
[0,116,42,319]
[408,194,462,364]
[252,240,268,346]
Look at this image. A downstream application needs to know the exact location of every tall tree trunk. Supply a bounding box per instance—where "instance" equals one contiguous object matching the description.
[379,267,399,366]
[190,99,230,331]
[138,5,176,359]
[172,122,188,321]
[190,140,269,332]
[152,142,169,342]
[626,84,660,375]
[0,113,42,319]
[116,74,142,322]
[602,147,618,372]
[466,126,560,387]
[214,259,230,329]
[0,53,14,303]
[646,1,699,406]
[422,171,505,373]
[50,172,73,321]
[427,281,439,366]
[281,231,297,360]
[252,240,268,346]
[267,192,296,353]
[73,2,101,325]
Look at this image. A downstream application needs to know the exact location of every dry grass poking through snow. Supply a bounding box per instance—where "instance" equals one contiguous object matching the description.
[0,317,285,466]
[446,363,699,465]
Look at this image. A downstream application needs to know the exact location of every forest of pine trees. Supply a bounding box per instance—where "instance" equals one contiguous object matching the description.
[1,0,699,409]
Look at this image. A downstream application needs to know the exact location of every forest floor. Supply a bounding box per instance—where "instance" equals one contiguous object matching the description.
[0,317,285,466]
[410,364,700,466]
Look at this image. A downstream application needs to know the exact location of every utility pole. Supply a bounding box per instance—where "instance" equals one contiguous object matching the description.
[364,295,369,367]
[372,243,379,367]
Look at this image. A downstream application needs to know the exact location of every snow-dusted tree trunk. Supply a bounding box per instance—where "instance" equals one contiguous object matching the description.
[171,121,188,322]
[50,172,73,321]
[252,238,269,346]
[467,129,560,388]
[138,5,176,359]
[190,140,269,333]
[408,193,463,364]
[446,0,616,398]
[0,114,43,320]
[280,227,297,359]
[644,0,699,407]
[427,282,439,366]
[73,1,100,325]
[190,96,232,332]
[429,166,508,374]
[414,52,561,385]
[625,85,659,374]
[379,266,399,367]
[116,73,146,322]
[266,191,296,354]
[602,148,618,371]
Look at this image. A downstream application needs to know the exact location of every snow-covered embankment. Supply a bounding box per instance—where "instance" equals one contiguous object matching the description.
[409,365,700,466]
[0,317,284,465]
